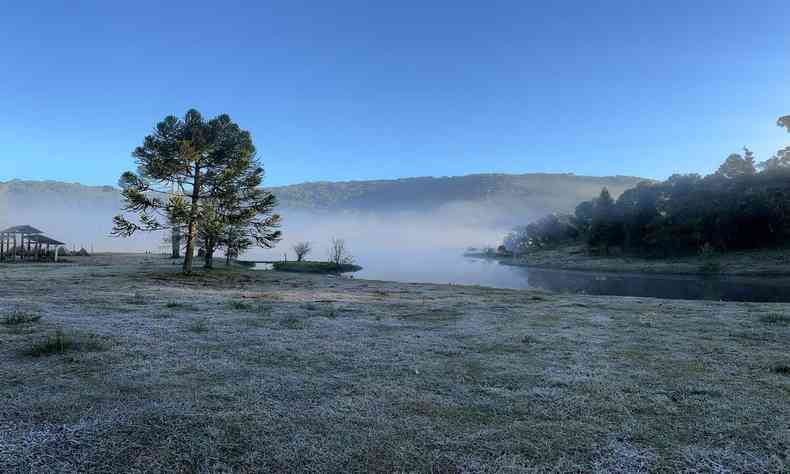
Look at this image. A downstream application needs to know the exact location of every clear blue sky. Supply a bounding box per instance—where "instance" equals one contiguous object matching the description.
[1,1,788,186]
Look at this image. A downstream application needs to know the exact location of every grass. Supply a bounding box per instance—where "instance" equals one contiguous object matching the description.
[164,301,195,310]
[773,364,790,375]
[23,330,106,357]
[760,312,790,325]
[227,300,254,311]
[698,260,722,274]
[188,318,210,333]
[279,315,306,329]
[1,253,790,472]
[127,291,147,305]
[1,309,42,325]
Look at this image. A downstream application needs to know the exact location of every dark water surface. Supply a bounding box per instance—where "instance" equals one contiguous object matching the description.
[520,267,790,303]
[351,250,790,302]
[251,248,790,302]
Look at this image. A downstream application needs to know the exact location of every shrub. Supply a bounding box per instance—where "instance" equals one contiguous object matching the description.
[24,331,105,357]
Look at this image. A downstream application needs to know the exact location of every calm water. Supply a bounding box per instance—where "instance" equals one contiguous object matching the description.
[352,250,790,302]
[250,248,790,302]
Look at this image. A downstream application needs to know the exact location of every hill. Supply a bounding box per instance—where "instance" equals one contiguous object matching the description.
[0,173,646,250]
[269,173,644,214]
[271,173,643,226]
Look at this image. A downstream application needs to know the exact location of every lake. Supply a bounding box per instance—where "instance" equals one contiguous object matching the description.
[352,250,790,303]
[249,248,790,302]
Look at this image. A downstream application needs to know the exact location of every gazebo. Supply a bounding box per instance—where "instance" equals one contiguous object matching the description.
[0,225,65,262]
[28,235,66,261]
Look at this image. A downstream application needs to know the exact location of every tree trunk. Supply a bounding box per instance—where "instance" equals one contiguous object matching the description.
[182,163,201,274]
[204,240,214,269]
[171,226,181,259]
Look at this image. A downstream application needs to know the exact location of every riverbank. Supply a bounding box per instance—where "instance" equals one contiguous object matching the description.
[1,254,789,472]
[479,244,790,276]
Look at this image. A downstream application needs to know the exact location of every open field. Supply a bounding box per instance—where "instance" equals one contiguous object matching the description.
[490,244,790,277]
[1,254,789,472]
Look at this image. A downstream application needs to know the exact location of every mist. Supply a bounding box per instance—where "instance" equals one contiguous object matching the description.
[247,202,543,287]
[0,190,546,287]
[0,196,162,253]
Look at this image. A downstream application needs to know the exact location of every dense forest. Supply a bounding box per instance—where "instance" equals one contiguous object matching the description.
[505,116,790,257]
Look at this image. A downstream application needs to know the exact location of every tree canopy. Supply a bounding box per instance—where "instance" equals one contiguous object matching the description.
[113,109,281,273]
[505,115,790,257]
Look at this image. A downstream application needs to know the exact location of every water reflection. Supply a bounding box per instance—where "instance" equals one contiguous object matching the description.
[521,267,790,303]
[249,247,790,302]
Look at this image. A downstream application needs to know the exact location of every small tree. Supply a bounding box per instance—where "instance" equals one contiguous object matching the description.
[292,241,312,262]
[328,238,354,266]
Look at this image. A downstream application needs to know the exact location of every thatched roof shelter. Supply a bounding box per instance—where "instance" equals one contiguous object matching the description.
[27,235,65,246]
[0,225,43,235]
[0,225,65,261]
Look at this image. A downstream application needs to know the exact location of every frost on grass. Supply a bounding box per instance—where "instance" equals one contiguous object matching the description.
[0,254,789,472]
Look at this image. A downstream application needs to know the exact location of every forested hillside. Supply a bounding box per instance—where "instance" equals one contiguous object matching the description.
[270,173,643,213]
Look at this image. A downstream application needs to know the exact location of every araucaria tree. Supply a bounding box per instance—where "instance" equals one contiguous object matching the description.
[112,109,282,273]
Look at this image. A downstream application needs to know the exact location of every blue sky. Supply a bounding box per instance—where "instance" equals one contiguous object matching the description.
[1,1,788,186]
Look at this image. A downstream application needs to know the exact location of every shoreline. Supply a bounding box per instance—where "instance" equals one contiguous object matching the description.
[467,245,790,277]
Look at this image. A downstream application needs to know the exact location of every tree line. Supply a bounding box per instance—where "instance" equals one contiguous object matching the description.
[505,115,790,257]
[113,109,281,273]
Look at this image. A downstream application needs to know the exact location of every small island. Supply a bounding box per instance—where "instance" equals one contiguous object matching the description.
[272,260,362,274]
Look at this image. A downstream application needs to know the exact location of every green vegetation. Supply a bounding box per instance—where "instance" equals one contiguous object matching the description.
[2,254,790,471]
[227,300,254,311]
[761,313,790,325]
[112,109,281,273]
[187,318,210,333]
[272,260,361,274]
[271,173,643,212]
[1,309,42,325]
[504,116,790,260]
[773,364,790,375]
[24,330,105,357]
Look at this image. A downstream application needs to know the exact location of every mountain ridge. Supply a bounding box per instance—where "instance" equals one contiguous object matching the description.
[0,173,649,212]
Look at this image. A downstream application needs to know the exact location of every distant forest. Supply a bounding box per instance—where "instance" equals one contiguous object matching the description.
[270,173,642,213]
[506,116,790,257]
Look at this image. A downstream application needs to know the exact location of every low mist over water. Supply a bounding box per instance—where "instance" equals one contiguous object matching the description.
[246,209,517,284]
